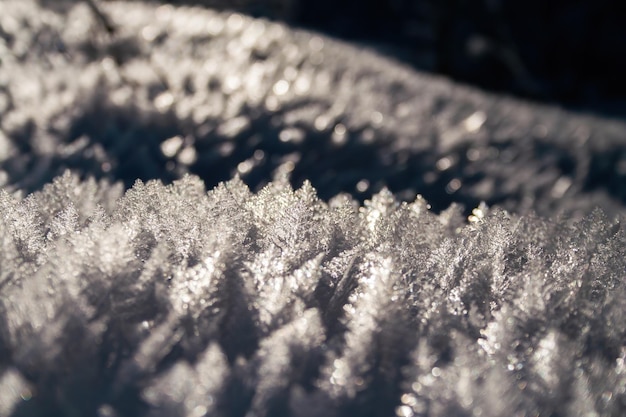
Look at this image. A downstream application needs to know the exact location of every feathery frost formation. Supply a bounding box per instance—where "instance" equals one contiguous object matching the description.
[0,172,625,417]
[2,1,626,415]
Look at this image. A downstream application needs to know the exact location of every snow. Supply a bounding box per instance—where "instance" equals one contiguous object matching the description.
[0,1,625,416]
[0,172,624,416]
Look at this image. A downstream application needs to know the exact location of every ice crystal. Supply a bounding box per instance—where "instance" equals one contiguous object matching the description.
[1,1,626,416]
[0,172,623,416]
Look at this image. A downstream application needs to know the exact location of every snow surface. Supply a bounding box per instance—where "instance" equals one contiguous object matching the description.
[2,1,626,218]
[1,1,626,416]
[0,172,625,416]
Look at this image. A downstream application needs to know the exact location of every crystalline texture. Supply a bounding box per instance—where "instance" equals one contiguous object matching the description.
[0,172,623,416]
[1,1,626,415]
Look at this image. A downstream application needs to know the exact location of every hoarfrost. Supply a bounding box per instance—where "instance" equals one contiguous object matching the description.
[1,0,625,415]
[0,172,623,416]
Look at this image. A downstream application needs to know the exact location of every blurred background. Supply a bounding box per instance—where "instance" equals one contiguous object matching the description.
[93,0,626,119]
[15,0,626,218]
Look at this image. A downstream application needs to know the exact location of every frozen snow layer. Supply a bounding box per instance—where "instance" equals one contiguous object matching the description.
[0,173,625,416]
[1,2,625,416]
[1,0,626,219]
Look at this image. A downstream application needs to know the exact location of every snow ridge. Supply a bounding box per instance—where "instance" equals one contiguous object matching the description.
[2,0,626,219]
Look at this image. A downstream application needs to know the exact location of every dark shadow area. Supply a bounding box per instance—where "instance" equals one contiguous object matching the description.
[12,91,625,218]
[291,0,626,115]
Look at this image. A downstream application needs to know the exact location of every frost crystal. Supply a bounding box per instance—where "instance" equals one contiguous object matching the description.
[1,1,626,416]
[0,172,624,416]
